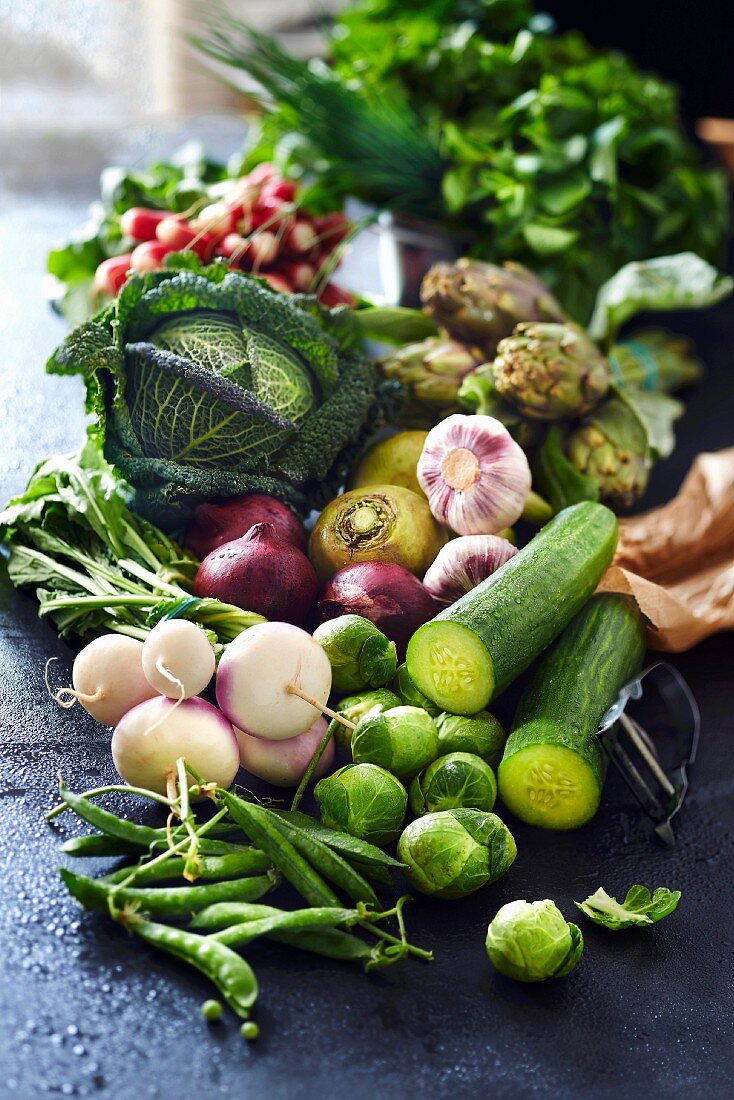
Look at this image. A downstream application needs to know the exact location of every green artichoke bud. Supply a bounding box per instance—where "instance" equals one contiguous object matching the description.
[420,259,566,353]
[378,336,485,425]
[567,395,649,509]
[608,329,703,393]
[493,322,610,420]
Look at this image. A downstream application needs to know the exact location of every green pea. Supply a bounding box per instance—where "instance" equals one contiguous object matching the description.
[240,1021,259,1041]
[201,1000,222,1022]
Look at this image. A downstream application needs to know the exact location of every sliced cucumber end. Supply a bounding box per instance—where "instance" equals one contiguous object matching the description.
[498,744,600,830]
[406,622,495,715]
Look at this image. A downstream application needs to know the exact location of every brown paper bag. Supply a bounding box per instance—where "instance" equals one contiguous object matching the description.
[598,448,734,651]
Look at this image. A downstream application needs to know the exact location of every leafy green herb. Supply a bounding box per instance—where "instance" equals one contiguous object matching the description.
[47,257,394,523]
[0,442,263,647]
[203,2,729,321]
[575,885,681,930]
[588,253,734,347]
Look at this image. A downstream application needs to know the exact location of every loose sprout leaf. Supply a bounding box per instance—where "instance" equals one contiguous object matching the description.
[588,253,733,346]
[575,885,681,930]
[553,923,584,977]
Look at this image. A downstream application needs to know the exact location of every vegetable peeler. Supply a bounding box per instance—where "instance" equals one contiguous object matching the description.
[597,662,700,845]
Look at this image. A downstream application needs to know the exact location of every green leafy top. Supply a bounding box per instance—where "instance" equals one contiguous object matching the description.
[575,884,681,930]
[47,257,388,523]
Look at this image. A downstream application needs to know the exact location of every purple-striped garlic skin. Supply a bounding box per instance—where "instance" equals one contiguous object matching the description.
[417,414,531,535]
[423,534,519,605]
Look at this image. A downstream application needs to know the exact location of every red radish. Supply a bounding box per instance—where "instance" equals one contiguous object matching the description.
[192,202,236,242]
[261,178,298,204]
[93,254,132,297]
[120,207,173,242]
[313,212,351,248]
[234,209,253,235]
[319,281,356,308]
[251,196,294,231]
[277,261,316,292]
[112,695,239,796]
[235,716,334,787]
[184,493,307,558]
[130,240,171,273]
[262,273,292,294]
[247,163,278,186]
[217,232,247,260]
[245,231,279,267]
[216,622,332,740]
[194,523,317,626]
[318,562,440,658]
[156,216,216,261]
[284,218,319,256]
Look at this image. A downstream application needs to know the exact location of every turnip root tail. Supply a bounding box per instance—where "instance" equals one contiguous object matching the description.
[44,657,102,711]
[285,683,356,731]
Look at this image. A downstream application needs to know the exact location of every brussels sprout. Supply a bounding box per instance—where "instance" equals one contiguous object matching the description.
[397,808,516,900]
[351,706,439,779]
[329,688,402,749]
[314,763,407,846]
[313,615,397,693]
[392,663,440,717]
[410,752,497,816]
[435,711,506,768]
[485,900,584,982]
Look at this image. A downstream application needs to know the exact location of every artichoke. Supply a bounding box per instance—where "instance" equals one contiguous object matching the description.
[377,336,486,425]
[420,259,566,353]
[493,322,610,420]
[608,329,703,393]
[567,396,649,509]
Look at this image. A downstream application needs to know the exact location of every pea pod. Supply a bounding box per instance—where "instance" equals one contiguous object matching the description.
[56,787,161,848]
[219,792,340,908]
[60,834,142,858]
[190,902,284,930]
[197,905,360,946]
[272,810,407,874]
[102,848,271,887]
[267,815,380,908]
[129,917,258,1019]
[60,868,275,917]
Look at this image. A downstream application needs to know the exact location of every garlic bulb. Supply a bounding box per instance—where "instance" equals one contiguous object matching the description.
[423,535,519,605]
[417,414,531,535]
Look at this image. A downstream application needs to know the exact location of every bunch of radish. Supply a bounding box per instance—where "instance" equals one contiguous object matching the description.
[49,617,336,794]
[93,162,355,306]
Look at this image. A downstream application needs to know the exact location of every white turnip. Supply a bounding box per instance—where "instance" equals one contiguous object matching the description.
[111,695,239,796]
[216,622,332,740]
[48,635,158,727]
[141,619,215,700]
[234,716,335,787]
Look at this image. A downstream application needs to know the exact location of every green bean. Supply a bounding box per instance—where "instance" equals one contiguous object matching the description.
[60,834,142,858]
[60,868,275,918]
[101,849,272,887]
[219,792,340,908]
[190,902,284,930]
[272,810,407,872]
[53,786,161,848]
[267,814,380,908]
[128,917,257,1020]
[209,907,361,948]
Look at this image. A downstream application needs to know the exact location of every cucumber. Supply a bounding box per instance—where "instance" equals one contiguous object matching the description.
[406,502,617,714]
[498,593,645,830]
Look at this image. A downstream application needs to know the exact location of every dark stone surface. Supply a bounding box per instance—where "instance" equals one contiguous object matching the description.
[1,148,733,1099]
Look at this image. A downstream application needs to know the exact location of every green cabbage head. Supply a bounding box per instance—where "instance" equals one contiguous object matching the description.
[48,257,392,523]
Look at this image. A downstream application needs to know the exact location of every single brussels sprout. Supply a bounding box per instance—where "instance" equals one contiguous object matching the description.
[314,763,407,846]
[485,900,583,983]
[435,711,506,768]
[351,705,439,779]
[397,808,516,900]
[392,663,440,717]
[329,688,402,749]
[410,752,497,816]
[313,614,397,693]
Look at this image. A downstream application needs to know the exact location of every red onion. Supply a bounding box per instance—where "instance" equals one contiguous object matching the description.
[423,535,518,605]
[194,523,317,626]
[318,562,440,658]
[185,494,306,560]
